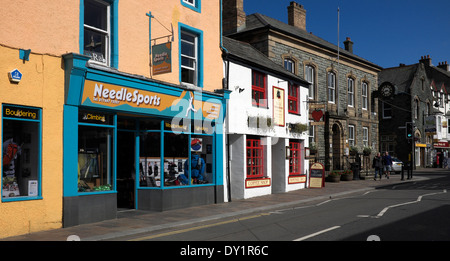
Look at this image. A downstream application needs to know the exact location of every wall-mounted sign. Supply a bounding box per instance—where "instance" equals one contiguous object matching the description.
[81,80,222,121]
[309,103,325,125]
[3,106,39,120]
[273,87,285,126]
[245,178,271,188]
[309,162,325,188]
[152,42,172,75]
[288,175,306,184]
[8,69,23,83]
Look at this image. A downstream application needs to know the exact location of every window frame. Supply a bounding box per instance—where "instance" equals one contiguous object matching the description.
[305,65,315,99]
[348,124,355,147]
[1,104,42,202]
[181,0,201,12]
[328,71,336,103]
[246,137,264,178]
[289,140,302,176]
[362,82,368,110]
[382,101,392,119]
[179,23,203,87]
[251,70,267,108]
[81,0,118,68]
[288,83,299,114]
[348,78,355,107]
[284,58,295,74]
[362,127,369,147]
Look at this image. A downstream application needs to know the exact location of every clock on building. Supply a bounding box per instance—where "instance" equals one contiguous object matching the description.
[379,82,395,98]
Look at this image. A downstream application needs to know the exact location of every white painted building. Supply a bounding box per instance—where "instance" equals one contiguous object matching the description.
[223,37,310,200]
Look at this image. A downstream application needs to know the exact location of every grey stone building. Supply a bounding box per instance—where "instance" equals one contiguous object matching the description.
[379,56,450,168]
[223,0,382,172]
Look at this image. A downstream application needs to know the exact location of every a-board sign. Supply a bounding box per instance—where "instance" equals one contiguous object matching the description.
[309,162,325,188]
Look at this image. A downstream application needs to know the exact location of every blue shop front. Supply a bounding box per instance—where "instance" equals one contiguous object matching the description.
[63,54,229,227]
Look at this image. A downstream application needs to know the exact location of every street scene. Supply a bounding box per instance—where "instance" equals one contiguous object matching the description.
[1,0,450,247]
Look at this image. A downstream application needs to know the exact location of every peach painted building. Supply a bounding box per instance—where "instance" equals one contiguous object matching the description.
[0,0,228,237]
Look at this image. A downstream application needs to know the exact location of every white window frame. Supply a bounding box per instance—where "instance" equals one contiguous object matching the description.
[83,0,111,66]
[284,59,295,73]
[180,30,198,86]
[348,125,355,147]
[348,78,354,107]
[362,127,369,147]
[183,0,196,7]
[382,101,392,119]
[362,82,368,110]
[305,65,315,99]
[328,72,336,103]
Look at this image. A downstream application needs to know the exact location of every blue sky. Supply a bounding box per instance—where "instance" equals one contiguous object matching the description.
[243,0,450,69]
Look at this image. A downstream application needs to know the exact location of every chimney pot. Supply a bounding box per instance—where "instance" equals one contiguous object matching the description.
[344,37,353,53]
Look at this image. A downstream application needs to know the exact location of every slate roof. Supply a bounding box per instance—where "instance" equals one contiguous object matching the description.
[228,13,382,70]
[222,36,309,86]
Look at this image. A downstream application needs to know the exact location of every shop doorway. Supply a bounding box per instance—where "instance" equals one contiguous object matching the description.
[117,131,136,209]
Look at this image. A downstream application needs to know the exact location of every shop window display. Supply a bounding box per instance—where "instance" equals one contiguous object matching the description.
[78,111,114,192]
[139,131,161,187]
[2,105,41,199]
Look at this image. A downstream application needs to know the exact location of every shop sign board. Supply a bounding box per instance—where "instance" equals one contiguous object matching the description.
[288,175,306,184]
[152,42,172,75]
[309,162,325,188]
[245,178,271,188]
[273,87,285,126]
[81,80,221,121]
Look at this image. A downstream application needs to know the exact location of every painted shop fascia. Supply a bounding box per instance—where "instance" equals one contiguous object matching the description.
[63,53,230,227]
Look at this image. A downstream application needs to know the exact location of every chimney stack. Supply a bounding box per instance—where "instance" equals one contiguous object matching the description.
[419,55,432,66]
[287,1,306,31]
[437,61,449,72]
[344,37,353,54]
[222,0,246,35]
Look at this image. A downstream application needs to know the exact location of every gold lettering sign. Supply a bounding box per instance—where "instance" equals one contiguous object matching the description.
[288,175,306,184]
[245,178,271,188]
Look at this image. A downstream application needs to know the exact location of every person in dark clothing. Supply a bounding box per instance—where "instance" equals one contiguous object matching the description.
[382,151,393,179]
[372,152,383,180]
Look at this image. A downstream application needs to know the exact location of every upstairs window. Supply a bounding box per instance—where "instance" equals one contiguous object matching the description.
[84,0,110,65]
[328,72,336,103]
[362,82,368,110]
[284,59,295,73]
[180,30,198,85]
[348,78,355,107]
[288,83,299,114]
[305,65,315,99]
[181,0,201,12]
[252,70,267,107]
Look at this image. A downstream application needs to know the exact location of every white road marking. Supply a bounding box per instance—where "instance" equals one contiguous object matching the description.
[293,226,341,241]
[358,189,447,218]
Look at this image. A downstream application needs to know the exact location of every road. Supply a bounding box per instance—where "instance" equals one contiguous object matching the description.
[119,171,450,242]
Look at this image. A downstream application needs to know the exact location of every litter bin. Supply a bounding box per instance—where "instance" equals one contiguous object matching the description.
[351,162,360,180]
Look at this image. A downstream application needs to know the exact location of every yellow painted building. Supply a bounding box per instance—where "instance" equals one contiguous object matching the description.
[0,0,226,238]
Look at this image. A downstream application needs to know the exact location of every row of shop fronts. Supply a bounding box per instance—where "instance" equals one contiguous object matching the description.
[1,47,311,237]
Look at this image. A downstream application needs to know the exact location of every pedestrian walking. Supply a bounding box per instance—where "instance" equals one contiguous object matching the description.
[382,151,393,179]
[372,152,383,180]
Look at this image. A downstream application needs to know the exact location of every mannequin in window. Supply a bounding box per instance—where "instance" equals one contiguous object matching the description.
[179,153,206,184]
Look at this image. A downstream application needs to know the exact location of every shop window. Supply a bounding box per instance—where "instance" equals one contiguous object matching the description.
[78,111,114,192]
[139,131,161,187]
[288,83,299,114]
[252,70,267,107]
[187,135,213,184]
[246,137,264,178]
[2,105,41,200]
[164,133,189,186]
[289,140,301,176]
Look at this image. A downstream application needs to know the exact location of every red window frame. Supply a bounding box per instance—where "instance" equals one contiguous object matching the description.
[252,71,267,107]
[288,83,299,114]
[289,141,301,176]
[246,138,264,178]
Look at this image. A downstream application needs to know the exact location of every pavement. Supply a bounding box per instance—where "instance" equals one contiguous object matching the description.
[2,169,443,241]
